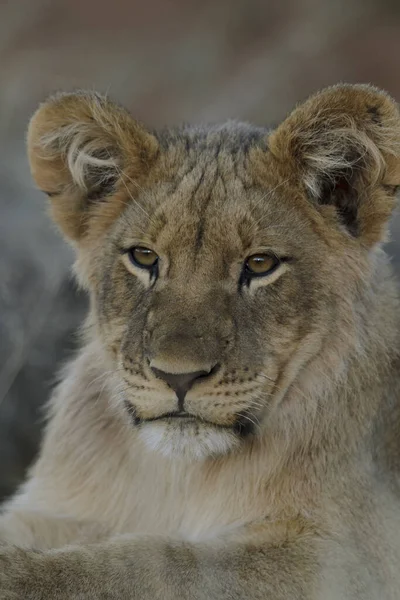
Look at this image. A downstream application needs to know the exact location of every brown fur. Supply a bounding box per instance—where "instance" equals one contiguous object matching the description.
[1,84,400,598]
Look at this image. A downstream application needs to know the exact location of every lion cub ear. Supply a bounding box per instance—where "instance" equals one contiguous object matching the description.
[268,84,400,246]
[27,91,159,242]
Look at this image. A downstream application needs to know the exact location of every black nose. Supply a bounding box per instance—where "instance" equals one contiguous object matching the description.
[151,366,217,407]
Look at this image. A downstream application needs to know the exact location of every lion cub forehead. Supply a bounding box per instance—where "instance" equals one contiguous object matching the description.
[142,185,255,261]
[116,122,305,257]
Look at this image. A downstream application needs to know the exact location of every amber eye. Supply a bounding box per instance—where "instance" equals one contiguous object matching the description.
[128,247,159,270]
[245,253,279,277]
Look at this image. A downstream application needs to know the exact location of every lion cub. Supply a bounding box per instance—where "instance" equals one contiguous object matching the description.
[1,84,400,599]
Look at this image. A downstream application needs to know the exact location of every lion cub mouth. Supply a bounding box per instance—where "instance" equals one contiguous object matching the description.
[144,411,195,422]
[136,410,227,428]
[149,411,194,420]
[125,401,254,435]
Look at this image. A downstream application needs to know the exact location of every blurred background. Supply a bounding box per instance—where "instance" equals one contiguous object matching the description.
[1,0,400,502]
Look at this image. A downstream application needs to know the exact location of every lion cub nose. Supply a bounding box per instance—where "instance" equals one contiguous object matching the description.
[150,364,217,404]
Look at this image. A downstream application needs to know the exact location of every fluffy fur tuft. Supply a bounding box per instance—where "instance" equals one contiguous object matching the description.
[40,121,120,193]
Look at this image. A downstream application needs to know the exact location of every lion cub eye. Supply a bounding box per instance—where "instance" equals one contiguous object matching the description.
[128,247,159,270]
[245,253,279,277]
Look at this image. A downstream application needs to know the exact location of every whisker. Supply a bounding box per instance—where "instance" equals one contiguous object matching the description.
[113,162,153,222]
[256,373,275,383]
[116,164,153,204]
[250,178,290,218]
[236,411,260,430]
[93,374,113,409]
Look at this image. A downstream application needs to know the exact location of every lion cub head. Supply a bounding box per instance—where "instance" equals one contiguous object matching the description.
[27,85,400,460]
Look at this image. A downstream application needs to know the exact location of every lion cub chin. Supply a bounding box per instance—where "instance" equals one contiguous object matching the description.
[138,420,240,460]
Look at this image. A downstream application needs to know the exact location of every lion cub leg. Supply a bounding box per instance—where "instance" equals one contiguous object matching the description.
[0,517,319,599]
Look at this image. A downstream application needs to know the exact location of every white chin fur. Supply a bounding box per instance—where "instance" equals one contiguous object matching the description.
[138,421,239,461]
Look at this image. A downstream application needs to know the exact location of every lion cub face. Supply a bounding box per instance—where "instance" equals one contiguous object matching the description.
[27,86,400,459]
[98,147,322,459]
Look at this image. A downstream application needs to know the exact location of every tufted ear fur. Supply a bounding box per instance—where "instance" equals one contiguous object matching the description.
[268,84,400,246]
[27,91,159,242]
